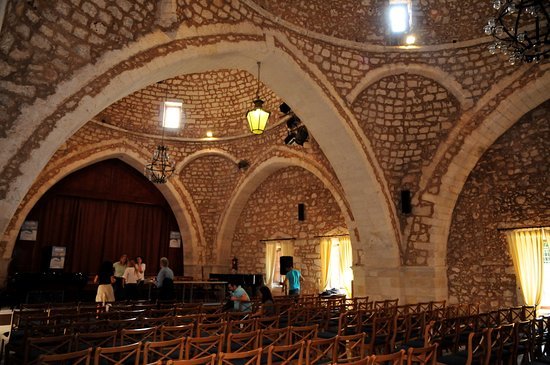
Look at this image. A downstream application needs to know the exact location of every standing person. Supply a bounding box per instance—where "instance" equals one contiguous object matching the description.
[284,264,304,297]
[135,256,146,299]
[155,257,174,300]
[94,261,115,305]
[113,254,128,301]
[122,259,139,301]
[228,281,251,312]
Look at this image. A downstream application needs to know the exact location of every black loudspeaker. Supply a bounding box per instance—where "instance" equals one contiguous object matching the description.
[280,256,293,276]
[401,190,412,214]
[298,203,305,221]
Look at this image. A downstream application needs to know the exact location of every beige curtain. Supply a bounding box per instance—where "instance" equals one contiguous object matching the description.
[506,228,544,307]
[280,241,294,257]
[320,238,332,291]
[338,236,354,297]
[265,242,278,288]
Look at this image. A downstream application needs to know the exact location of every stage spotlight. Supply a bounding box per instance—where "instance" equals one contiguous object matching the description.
[286,115,300,129]
[279,102,291,114]
[294,125,309,146]
[284,132,296,145]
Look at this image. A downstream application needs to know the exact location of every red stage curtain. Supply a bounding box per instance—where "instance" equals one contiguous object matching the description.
[10,159,183,276]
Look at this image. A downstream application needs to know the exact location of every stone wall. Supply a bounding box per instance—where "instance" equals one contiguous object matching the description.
[447,100,550,310]
[231,166,346,294]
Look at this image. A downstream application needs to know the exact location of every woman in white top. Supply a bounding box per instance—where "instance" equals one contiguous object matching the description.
[136,256,146,299]
[122,259,140,300]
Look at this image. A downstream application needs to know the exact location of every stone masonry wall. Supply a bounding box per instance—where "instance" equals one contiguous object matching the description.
[231,166,346,294]
[447,100,550,311]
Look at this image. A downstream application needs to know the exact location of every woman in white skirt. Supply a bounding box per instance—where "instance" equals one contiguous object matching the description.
[94,260,116,304]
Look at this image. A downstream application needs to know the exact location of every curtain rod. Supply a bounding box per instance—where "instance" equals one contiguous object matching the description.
[313,233,350,238]
[259,237,296,242]
[497,225,549,232]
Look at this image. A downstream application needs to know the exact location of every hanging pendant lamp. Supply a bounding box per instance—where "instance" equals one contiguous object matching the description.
[246,62,270,134]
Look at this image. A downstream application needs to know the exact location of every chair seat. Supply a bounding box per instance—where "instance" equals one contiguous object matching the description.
[439,354,468,365]
[316,331,338,339]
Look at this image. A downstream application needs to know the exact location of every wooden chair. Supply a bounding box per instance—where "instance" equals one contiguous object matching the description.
[160,324,196,341]
[225,330,260,353]
[186,335,224,359]
[332,358,372,365]
[405,344,437,365]
[24,334,74,365]
[364,316,395,355]
[336,333,366,364]
[167,353,216,365]
[120,327,157,345]
[438,330,490,365]
[497,323,516,365]
[371,349,405,365]
[306,337,336,365]
[197,322,227,338]
[74,330,118,350]
[218,348,262,365]
[514,320,534,364]
[143,337,185,364]
[38,348,92,365]
[256,315,280,330]
[227,319,257,334]
[267,341,304,365]
[94,342,141,365]
[289,324,318,343]
[260,327,289,347]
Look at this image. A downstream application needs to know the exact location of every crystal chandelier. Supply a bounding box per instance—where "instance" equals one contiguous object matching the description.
[144,83,176,184]
[484,0,549,64]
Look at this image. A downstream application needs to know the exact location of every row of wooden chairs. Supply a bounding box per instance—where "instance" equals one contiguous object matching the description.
[33,339,439,365]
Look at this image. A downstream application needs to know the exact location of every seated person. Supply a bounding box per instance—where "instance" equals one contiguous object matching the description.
[228,281,251,312]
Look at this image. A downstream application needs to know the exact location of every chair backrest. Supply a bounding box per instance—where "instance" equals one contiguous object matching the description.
[166,354,216,365]
[218,348,263,365]
[256,315,280,330]
[38,348,92,365]
[143,337,185,364]
[94,342,141,365]
[260,327,289,347]
[289,324,318,343]
[197,321,227,338]
[336,333,366,363]
[228,318,257,334]
[226,330,260,353]
[267,341,304,365]
[405,344,438,365]
[306,337,336,365]
[75,330,118,350]
[120,326,157,345]
[371,349,405,365]
[186,335,224,359]
[25,334,74,365]
[161,323,196,341]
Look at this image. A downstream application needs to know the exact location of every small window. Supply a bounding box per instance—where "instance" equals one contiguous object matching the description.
[388,1,411,34]
[162,100,183,128]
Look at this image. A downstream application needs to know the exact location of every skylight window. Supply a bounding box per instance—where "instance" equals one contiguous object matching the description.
[162,100,183,129]
[388,1,411,34]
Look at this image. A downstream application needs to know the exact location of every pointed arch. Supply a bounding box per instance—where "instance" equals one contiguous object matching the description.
[347,63,474,110]
[1,143,203,272]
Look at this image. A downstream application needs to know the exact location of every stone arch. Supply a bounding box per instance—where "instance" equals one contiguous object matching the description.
[1,143,203,272]
[427,73,550,264]
[0,27,400,293]
[347,63,474,110]
[176,149,240,174]
[215,152,366,268]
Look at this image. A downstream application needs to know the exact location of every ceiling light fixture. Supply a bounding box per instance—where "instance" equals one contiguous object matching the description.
[485,0,549,64]
[144,82,176,184]
[246,62,270,134]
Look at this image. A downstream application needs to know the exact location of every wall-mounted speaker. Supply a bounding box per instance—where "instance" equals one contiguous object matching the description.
[280,256,293,276]
[298,203,305,221]
[401,190,412,214]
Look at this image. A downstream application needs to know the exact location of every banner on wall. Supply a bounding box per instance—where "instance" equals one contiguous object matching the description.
[49,246,66,269]
[19,221,38,241]
[169,231,181,248]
